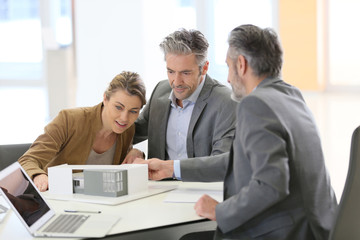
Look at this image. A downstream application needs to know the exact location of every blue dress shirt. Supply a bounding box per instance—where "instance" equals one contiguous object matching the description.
[167,79,205,179]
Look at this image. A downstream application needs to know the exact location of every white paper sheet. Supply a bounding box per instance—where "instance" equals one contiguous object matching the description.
[164,182,223,203]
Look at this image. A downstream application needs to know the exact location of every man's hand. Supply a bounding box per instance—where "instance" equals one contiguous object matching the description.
[133,158,174,180]
[122,148,145,164]
[33,174,48,192]
[194,194,218,221]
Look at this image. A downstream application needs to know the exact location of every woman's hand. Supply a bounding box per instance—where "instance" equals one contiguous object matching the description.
[123,148,145,164]
[33,174,48,192]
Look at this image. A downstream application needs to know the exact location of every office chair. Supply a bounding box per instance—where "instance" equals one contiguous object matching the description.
[329,125,360,240]
[0,143,31,171]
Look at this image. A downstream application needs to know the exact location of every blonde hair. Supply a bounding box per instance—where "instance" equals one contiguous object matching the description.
[104,71,146,106]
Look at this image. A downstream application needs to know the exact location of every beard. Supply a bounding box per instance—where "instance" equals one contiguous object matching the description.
[231,88,246,102]
[231,91,243,102]
[171,84,191,91]
[230,74,246,102]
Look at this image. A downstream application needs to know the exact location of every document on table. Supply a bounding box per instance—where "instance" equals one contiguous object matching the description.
[164,182,223,203]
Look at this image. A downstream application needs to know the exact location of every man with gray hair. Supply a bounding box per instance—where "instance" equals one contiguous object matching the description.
[136,24,337,239]
[124,29,237,167]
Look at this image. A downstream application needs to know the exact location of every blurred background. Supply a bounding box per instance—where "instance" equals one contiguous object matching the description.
[1,0,360,200]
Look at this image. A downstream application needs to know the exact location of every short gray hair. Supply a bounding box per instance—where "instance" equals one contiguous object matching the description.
[228,24,283,78]
[159,28,209,67]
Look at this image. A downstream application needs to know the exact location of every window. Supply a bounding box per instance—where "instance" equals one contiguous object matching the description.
[140,0,276,91]
[1,0,275,144]
[0,0,72,144]
[328,0,360,87]
[208,0,276,84]
[0,0,42,80]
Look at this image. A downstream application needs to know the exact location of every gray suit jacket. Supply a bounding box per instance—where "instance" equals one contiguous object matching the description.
[134,75,237,160]
[181,78,337,240]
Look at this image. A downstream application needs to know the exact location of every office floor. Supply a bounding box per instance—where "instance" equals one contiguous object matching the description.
[1,89,359,200]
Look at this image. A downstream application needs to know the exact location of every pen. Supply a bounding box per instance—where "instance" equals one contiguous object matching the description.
[64,209,101,214]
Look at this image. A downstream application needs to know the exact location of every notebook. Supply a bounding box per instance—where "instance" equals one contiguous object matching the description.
[0,162,120,238]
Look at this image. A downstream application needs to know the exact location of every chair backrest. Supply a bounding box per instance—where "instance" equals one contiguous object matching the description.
[329,125,360,240]
[0,143,31,171]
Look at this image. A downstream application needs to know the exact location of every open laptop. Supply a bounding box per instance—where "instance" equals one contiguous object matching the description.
[0,162,120,238]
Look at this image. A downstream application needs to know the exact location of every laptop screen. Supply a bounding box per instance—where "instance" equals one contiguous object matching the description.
[0,162,50,227]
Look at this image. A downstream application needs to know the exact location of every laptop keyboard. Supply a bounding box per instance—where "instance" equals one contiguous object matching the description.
[42,214,89,233]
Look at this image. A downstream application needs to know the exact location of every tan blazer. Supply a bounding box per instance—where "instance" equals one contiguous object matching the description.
[18,103,134,179]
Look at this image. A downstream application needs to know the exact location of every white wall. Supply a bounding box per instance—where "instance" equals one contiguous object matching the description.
[75,0,172,107]
[73,0,279,107]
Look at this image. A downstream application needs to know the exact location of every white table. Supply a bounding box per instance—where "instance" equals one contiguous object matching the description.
[0,181,222,240]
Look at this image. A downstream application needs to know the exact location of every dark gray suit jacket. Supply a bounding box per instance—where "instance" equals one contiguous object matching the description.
[134,75,237,160]
[181,78,337,239]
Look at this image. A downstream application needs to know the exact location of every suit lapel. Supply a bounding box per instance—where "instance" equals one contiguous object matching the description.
[157,97,171,159]
[186,76,213,157]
